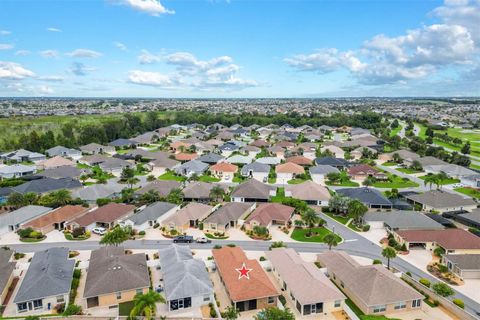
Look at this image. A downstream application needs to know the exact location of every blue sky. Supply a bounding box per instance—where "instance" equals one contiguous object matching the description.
[0,0,479,97]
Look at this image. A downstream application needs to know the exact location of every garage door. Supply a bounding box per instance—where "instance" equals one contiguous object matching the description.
[367,221,384,229]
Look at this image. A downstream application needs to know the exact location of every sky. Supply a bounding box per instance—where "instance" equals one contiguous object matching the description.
[0,0,479,98]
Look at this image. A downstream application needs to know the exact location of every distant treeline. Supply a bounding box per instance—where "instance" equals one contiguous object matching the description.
[2,111,382,153]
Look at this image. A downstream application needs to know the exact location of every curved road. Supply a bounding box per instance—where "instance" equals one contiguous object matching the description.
[5,211,480,318]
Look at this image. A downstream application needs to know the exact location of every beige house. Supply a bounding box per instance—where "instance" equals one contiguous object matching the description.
[83,247,150,308]
[0,249,15,306]
[203,202,255,233]
[162,202,214,232]
[405,190,477,213]
[317,251,423,316]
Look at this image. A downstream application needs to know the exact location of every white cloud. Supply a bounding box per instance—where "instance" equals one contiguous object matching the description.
[0,43,14,50]
[128,70,178,87]
[285,0,479,86]
[15,50,30,56]
[66,49,102,58]
[46,27,62,32]
[38,75,64,82]
[138,50,161,64]
[0,61,35,80]
[38,85,54,94]
[0,30,11,35]
[118,0,174,16]
[39,50,59,58]
[114,41,127,51]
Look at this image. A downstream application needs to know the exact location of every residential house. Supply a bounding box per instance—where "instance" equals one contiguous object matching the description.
[14,248,74,315]
[317,251,423,316]
[197,153,224,165]
[209,162,238,181]
[79,143,115,155]
[83,247,150,308]
[350,147,377,160]
[405,190,477,213]
[266,248,345,316]
[285,155,313,166]
[285,181,331,206]
[394,229,480,254]
[461,174,480,188]
[131,131,158,145]
[212,247,279,312]
[12,177,82,195]
[108,138,138,149]
[0,164,36,179]
[240,161,270,182]
[298,142,318,159]
[72,183,123,204]
[226,154,253,165]
[67,203,136,231]
[174,160,209,177]
[309,165,339,185]
[135,180,182,198]
[378,149,420,164]
[347,164,387,182]
[99,157,132,176]
[320,146,345,159]
[363,211,444,232]
[146,157,179,177]
[268,146,286,159]
[45,146,82,160]
[36,156,75,170]
[21,205,89,234]
[122,202,179,232]
[163,202,214,232]
[314,157,350,170]
[275,162,305,184]
[175,152,199,162]
[182,181,227,203]
[0,205,52,235]
[337,188,393,209]
[38,166,90,180]
[245,203,295,229]
[231,179,276,202]
[454,209,480,229]
[158,245,214,312]
[203,202,255,233]
[256,157,281,165]
[0,149,46,163]
[442,254,480,279]
[0,249,15,306]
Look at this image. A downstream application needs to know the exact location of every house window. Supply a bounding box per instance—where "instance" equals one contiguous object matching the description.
[268,297,275,304]
[56,295,65,303]
[334,300,341,308]
[394,302,406,310]
[33,299,43,310]
[412,299,422,308]
[373,305,386,313]
[17,303,27,313]
[203,295,210,302]
[116,292,122,300]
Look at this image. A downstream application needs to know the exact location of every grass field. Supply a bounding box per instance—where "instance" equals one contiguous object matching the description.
[198,175,220,182]
[291,227,342,243]
[390,125,402,137]
[158,171,186,182]
[419,175,460,185]
[454,187,480,199]
[397,168,423,174]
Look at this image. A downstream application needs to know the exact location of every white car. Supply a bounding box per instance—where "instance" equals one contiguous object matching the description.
[92,227,106,235]
[196,237,211,243]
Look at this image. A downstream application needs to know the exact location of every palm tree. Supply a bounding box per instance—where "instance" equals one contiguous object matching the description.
[166,188,184,204]
[51,189,72,207]
[382,246,397,270]
[323,233,339,250]
[209,185,225,202]
[301,208,319,229]
[423,174,439,190]
[363,176,376,187]
[130,290,165,320]
[347,199,368,226]
[127,177,140,190]
[100,226,131,246]
[222,305,240,320]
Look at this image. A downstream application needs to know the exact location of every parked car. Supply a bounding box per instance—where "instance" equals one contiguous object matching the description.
[196,236,211,243]
[173,235,194,243]
[92,227,106,235]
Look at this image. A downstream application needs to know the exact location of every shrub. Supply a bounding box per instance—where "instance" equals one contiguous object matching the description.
[54,303,65,313]
[419,278,431,288]
[198,222,204,230]
[29,231,43,239]
[71,278,80,290]
[96,198,111,207]
[25,317,40,320]
[362,225,370,231]
[405,271,412,277]
[73,269,81,279]
[372,259,382,265]
[438,264,449,273]
[14,252,25,260]
[388,237,398,247]
[209,303,217,318]
[139,230,146,236]
[72,227,85,238]
[401,243,408,251]
[434,246,445,257]
[63,304,82,316]
[259,256,266,261]
[226,243,236,247]
[432,282,454,297]
[213,245,222,249]
[453,299,464,309]
[18,228,34,238]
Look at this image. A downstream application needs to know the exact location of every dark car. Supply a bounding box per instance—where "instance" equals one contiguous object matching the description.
[173,235,194,243]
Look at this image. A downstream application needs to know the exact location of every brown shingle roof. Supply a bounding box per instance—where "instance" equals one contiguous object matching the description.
[212,247,279,302]
[246,203,294,226]
[24,205,88,229]
[285,181,331,201]
[396,229,480,250]
[175,153,199,161]
[210,162,238,173]
[285,155,313,166]
[72,203,135,227]
[275,162,305,174]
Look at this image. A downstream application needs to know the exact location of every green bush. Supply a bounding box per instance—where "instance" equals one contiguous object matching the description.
[434,246,445,257]
[73,269,81,279]
[432,282,454,297]
[279,295,287,306]
[139,230,146,236]
[405,271,412,277]
[29,231,43,239]
[71,227,86,238]
[419,278,431,288]
[63,304,82,316]
[453,299,464,309]
[372,259,382,265]
[259,256,266,261]
[209,303,217,318]
[18,228,34,238]
[213,245,222,249]
[198,222,204,230]
[362,225,370,231]
[71,278,80,290]
[438,264,449,273]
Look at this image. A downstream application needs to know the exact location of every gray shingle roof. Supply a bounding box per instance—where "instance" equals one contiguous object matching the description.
[159,245,213,301]
[0,205,52,228]
[12,177,82,194]
[127,202,177,225]
[241,161,270,175]
[231,179,274,200]
[363,211,444,230]
[309,165,340,175]
[204,202,253,225]
[444,254,480,271]
[406,190,476,209]
[14,247,74,303]
[337,187,392,207]
[197,153,224,164]
[0,249,15,296]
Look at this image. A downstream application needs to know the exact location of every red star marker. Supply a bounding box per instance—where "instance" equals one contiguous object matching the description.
[236,262,252,280]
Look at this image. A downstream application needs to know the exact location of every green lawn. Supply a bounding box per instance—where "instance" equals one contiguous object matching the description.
[326,180,360,187]
[382,161,397,167]
[291,227,342,243]
[158,171,186,182]
[324,211,350,225]
[118,301,135,316]
[397,167,423,174]
[205,233,229,239]
[198,175,221,182]
[287,178,310,184]
[271,187,287,202]
[454,187,480,199]
[390,125,402,137]
[373,173,419,188]
[419,175,460,185]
